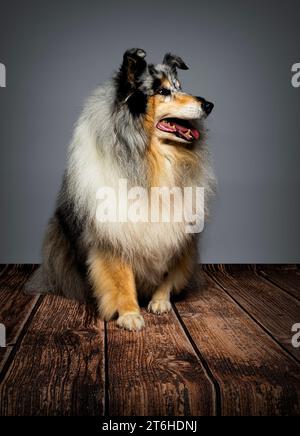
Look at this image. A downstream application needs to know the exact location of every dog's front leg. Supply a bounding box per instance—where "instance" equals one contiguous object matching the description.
[147,279,173,315]
[88,249,144,331]
[148,250,195,315]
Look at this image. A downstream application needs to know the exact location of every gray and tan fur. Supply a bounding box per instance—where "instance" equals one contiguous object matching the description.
[26,48,215,331]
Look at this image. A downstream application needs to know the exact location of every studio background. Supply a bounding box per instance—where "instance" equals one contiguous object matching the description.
[0,0,299,263]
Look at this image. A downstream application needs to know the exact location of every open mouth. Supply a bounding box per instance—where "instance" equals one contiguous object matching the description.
[156,118,200,142]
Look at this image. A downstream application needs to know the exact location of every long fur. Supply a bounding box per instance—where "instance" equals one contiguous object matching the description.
[25,48,215,311]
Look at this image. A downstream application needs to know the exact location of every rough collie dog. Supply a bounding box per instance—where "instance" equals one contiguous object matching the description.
[26,49,215,331]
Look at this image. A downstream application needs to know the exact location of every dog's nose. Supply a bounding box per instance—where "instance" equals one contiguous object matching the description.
[203,101,214,115]
[196,97,214,115]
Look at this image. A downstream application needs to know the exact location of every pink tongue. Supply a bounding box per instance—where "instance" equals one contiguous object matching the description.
[157,120,200,140]
[175,123,200,140]
[157,121,176,133]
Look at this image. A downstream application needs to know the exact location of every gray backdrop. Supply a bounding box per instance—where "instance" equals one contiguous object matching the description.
[0,0,300,263]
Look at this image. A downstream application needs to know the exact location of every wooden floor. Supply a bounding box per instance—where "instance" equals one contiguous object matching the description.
[0,264,299,416]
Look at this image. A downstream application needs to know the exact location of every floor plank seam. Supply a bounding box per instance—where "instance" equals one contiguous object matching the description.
[1,265,299,416]
[172,303,222,416]
[104,320,110,417]
[0,295,44,385]
[0,265,9,279]
[206,271,300,367]
[0,347,13,375]
[6,295,40,347]
[257,270,300,303]
[0,265,40,348]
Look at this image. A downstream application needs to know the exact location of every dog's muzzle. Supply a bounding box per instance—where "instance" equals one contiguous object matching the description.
[196,97,214,115]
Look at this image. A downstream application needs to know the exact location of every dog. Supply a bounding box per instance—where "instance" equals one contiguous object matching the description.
[26,48,215,331]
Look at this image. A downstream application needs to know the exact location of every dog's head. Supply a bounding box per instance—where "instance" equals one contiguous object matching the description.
[115,48,214,145]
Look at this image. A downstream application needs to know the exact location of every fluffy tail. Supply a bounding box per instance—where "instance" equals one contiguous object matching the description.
[24,266,51,296]
[24,215,87,301]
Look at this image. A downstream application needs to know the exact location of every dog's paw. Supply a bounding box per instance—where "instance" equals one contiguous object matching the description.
[148,300,172,315]
[117,312,145,332]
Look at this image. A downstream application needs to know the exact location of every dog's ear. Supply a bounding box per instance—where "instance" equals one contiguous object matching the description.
[116,49,148,114]
[120,48,147,87]
[163,53,189,72]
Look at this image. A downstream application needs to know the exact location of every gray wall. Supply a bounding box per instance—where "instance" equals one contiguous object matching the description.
[0,0,300,263]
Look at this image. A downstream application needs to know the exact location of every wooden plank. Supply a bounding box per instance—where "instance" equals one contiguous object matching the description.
[0,265,8,274]
[0,295,105,416]
[203,264,256,273]
[204,265,297,273]
[259,268,300,300]
[257,265,298,271]
[206,267,300,361]
[174,272,300,416]
[0,265,40,378]
[0,347,13,375]
[0,265,39,346]
[107,309,216,416]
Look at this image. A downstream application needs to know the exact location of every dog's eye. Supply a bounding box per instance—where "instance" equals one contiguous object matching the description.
[157,88,171,96]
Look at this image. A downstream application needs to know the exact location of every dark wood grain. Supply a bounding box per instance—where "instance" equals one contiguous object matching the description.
[0,265,8,274]
[174,271,300,416]
[259,268,300,300]
[206,266,300,361]
[0,294,105,416]
[0,347,13,375]
[0,265,39,347]
[1,264,300,416]
[106,309,215,416]
[204,265,297,273]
